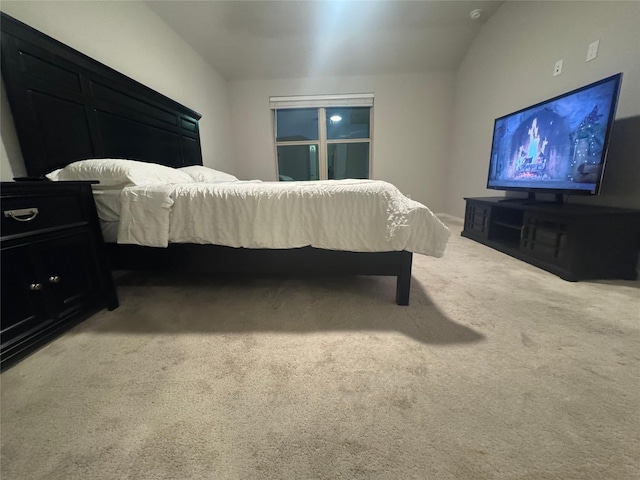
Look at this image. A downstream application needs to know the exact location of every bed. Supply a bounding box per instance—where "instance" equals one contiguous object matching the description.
[1,12,449,305]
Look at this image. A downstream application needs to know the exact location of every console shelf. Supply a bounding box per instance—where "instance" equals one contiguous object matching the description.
[462,197,640,281]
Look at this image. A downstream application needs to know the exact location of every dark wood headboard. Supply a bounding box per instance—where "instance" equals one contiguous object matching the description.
[0,12,203,177]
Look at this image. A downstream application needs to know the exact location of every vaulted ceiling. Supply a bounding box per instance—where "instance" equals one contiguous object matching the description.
[146,0,503,81]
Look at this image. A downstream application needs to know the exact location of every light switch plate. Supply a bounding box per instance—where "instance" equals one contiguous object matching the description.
[587,40,599,62]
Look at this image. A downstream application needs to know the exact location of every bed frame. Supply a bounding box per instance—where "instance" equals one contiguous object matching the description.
[1,12,413,305]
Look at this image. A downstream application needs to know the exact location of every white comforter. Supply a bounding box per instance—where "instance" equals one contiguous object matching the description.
[114,180,450,257]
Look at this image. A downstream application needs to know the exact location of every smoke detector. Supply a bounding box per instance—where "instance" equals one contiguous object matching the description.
[469,9,483,20]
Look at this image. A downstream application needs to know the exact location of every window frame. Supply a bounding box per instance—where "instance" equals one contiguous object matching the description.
[270,94,374,181]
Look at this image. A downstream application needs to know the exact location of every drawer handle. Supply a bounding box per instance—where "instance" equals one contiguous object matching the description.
[29,283,43,291]
[4,207,39,222]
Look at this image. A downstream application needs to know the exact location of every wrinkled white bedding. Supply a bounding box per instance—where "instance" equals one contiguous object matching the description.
[111,180,450,257]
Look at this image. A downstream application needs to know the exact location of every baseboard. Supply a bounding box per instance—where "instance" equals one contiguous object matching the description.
[436,213,463,225]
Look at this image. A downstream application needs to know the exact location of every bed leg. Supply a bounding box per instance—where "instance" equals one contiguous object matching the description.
[395,251,413,306]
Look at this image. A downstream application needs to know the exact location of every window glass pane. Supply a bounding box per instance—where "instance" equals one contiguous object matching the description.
[326,107,370,140]
[327,143,369,180]
[276,108,319,141]
[277,144,319,181]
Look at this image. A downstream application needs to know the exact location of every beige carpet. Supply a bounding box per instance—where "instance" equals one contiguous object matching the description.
[2,219,639,480]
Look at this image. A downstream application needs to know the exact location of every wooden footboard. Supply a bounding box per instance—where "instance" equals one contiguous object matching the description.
[105,244,413,305]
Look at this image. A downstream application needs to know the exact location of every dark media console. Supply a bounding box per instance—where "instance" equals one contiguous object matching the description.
[462,197,640,281]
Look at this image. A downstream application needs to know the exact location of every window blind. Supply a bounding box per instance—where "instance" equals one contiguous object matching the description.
[269,93,374,109]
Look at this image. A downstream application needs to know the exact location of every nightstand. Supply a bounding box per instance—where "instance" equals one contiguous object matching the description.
[1,181,118,370]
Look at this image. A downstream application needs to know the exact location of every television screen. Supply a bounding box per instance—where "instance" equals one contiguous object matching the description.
[487,73,622,197]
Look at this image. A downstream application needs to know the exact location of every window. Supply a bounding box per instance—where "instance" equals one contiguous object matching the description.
[271,94,373,181]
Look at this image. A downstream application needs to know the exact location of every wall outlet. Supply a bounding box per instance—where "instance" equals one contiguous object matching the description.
[553,59,563,76]
[587,40,599,62]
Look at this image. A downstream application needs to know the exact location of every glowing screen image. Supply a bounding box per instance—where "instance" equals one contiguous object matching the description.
[487,75,620,194]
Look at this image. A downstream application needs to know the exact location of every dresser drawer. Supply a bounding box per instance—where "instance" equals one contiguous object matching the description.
[1,192,85,237]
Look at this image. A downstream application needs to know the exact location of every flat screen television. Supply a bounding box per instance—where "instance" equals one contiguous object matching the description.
[486,73,622,203]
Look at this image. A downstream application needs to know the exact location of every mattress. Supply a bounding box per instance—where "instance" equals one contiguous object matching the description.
[92,189,122,222]
[100,221,119,243]
[94,180,450,257]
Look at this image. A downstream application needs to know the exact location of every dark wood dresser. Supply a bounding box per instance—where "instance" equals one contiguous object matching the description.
[1,181,118,370]
[462,197,640,281]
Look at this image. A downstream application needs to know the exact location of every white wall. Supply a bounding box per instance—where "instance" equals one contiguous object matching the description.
[228,72,454,211]
[446,1,640,218]
[0,0,234,181]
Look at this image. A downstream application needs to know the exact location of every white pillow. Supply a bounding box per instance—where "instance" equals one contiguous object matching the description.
[45,159,193,187]
[179,165,238,183]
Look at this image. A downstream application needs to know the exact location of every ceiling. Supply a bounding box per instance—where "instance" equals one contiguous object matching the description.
[145,0,503,81]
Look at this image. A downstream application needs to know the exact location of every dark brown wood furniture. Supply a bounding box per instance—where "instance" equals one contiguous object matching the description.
[0,13,202,177]
[1,181,119,370]
[462,197,640,281]
[0,12,416,305]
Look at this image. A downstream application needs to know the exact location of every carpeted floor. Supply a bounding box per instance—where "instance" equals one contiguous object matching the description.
[1,219,639,480]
